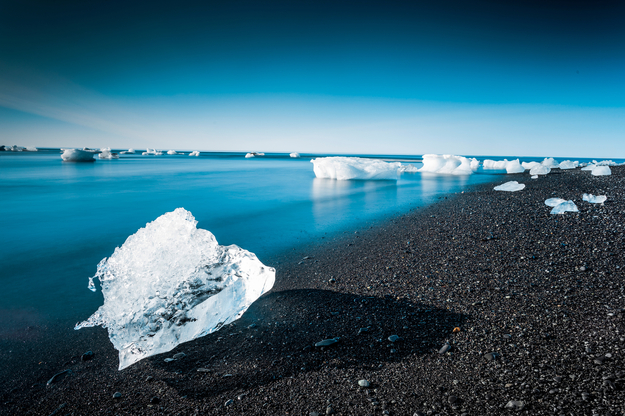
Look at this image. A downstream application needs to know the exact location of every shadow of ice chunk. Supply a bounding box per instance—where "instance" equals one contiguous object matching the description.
[583,194,607,204]
[549,200,579,215]
[75,208,275,370]
[493,181,525,192]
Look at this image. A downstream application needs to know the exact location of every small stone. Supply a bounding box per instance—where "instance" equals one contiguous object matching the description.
[439,343,451,354]
[594,357,605,365]
[113,392,122,399]
[413,412,425,416]
[47,369,71,386]
[81,351,94,361]
[484,352,500,361]
[172,352,186,360]
[315,338,339,347]
[358,380,371,387]
[388,335,400,342]
[247,323,257,329]
[150,396,160,404]
[164,358,175,363]
[225,399,233,406]
[504,400,525,411]
[505,383,513,388]
[358,327,369,335]
[197,368,211,373]
[448,395,458,404]
[310,412,320,416]
[326,406,334,415]
[328,278,336,284]
[146,376,153,382]
[237,393,247,400]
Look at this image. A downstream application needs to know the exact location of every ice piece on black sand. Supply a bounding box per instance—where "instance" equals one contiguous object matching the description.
[493,181,525,192]
[550,200,579,215]
[583,193,607,204]
[75,208,275,370]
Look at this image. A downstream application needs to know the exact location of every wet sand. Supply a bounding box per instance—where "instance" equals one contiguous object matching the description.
[2,166,624,415]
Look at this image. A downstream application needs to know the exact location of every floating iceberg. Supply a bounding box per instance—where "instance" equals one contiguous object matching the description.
[549,200,579,215]
[61,149,96,162]
[120,148,136,154]
[290,152,300,158]
[99,148,119,159]
[189,151,200,157]
[583,193,607,204]
[493,181,525,192]
[311,157,401,180]
[529,165,551,175]
[245,153,255,158]
[167,150,181,155]
[558,160,579,169]
[75,208,275,370]
[419,154,479,175]
[398,163,419,173]
[482,159,525,173]
[25,146,38,152]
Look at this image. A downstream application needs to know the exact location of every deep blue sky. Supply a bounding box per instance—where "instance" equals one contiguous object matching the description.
[1,0,624,157]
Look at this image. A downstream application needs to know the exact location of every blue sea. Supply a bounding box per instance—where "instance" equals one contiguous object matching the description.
[1,149,614,334]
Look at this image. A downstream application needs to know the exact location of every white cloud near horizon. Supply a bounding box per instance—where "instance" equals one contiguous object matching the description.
[1,65,624,158]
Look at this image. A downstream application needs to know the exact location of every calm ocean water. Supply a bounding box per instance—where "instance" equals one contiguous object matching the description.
[2,150,611,331]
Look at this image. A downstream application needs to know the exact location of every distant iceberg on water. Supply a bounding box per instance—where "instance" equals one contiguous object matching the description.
[61,148,96,162]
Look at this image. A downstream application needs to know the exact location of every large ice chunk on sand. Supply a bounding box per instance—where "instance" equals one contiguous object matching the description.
[583,194,607,204]
[591,166,611,176]
[61,148,96,162]
[558,160,579,169]
[494,181,525,192]
[483,159,525,173]
[419,154,479,175]
[311,157,401,180]
[75,208,275,370]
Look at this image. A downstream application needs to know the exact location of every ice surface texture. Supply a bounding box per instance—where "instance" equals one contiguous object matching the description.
[419,154,479,175]
[529,165,551,175]
[61,149,96,162]
[559,160,579,169]
[493,181,525,192]
[583,194,607,204]
[99,148,119,159]
[76,208,275,370]
[398,163,419,173]
[311,157,401,180]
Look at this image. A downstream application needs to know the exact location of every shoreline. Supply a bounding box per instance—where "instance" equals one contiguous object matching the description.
[2,167,625,415]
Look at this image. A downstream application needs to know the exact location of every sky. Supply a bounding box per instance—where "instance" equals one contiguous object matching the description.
[1,0,624,157]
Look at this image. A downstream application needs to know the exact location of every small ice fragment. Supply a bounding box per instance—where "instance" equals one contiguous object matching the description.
[583,194,607,204]
[545,198,567,207]
[522,161,541,170]
[493,181,525,192]
[592,166,611,176]
[541,157,559,168]
[311,157,401,180]
[550,201,579,215]
[419,154,479,175]
[529,165,551,175]
[61,149,96,162]
[558,160,579,169]
[189,151,200,156]
[531,175,538,179]
[167,150,180,155]
[290,152,300,158]
[75,208,275,370]
[120,148,135,154]
[25,146,38,151]
[245,153,255,158]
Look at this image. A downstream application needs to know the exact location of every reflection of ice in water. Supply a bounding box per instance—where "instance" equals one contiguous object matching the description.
[311,178,398,230]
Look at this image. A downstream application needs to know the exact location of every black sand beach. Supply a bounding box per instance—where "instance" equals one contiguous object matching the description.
[2,167,625,415]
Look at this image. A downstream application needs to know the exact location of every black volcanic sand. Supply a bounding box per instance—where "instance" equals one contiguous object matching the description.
[2,167,625,416]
